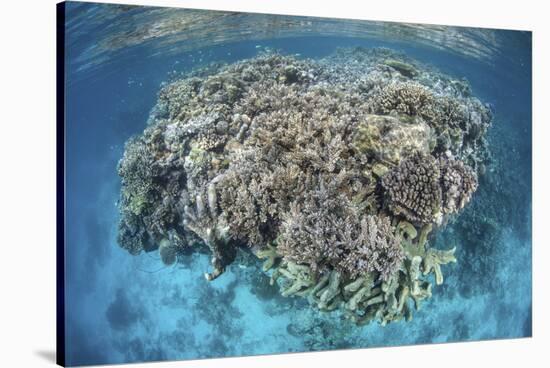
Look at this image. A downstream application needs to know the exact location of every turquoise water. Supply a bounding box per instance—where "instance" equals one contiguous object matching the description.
[62,2,532,366]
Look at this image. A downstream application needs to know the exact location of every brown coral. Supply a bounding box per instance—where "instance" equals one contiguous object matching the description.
[382,152,478,224]
[382,152,443,224]
[337,215,404,281]
[440,157,478,215]
[276,178,402,281]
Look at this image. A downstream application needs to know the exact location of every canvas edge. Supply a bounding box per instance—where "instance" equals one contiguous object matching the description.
[56,2,66,367]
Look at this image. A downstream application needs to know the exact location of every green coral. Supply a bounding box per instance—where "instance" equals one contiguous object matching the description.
[418,223,433,248]
[405,256,433,310]
[343,275,375,311]
[372,163,389,178]
[186,145,210,169]
[403,223,431,258]
[423,247,457,285]
[353,120,381,155]
[313,270,343,311]
[383,59,419,78]
[398,220,418,240]
[255,244,280,272]
[125,191,150,216]
[352,115,433,165]
[275,261,316,297]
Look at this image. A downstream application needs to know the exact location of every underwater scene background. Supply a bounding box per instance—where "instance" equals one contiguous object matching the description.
[62,2,532,366]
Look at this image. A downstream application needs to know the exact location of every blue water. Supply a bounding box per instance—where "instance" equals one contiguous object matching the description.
[63,2,532,366]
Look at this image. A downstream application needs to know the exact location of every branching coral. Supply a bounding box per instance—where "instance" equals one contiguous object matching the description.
[382,152,478,225]
[337,216,404,281]
[116,47,490,326]
[366,80,491,165]
[369,82,437,117]
[382,152,443,224]
[277,181,403,281]
[440,157,478,215]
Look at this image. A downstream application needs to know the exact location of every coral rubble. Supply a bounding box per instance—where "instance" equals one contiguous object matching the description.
[116,47,491,325]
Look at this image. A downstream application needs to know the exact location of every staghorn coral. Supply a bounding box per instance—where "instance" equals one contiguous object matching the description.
[423,247,457,285]
[116,47,491,326]
[276,177,370,273]
[336,216,404,281]
[342,222,456,325]
[179,183,237,281]
[277,183,403,281]
[255,243,280,272]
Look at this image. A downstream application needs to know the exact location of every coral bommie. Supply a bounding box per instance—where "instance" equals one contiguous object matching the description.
[117,47,491,325]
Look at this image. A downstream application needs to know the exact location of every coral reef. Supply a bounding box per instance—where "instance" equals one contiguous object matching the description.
[382,152,478,225]
[383,59,419,78]
[116,47,491,326]
[382,152,443,224]
[440,157,479,215]
[352,114,433,164]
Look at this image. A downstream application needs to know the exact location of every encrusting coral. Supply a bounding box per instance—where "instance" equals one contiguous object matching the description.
[352,114,434,164]
[116,47,491,326]
[383,59,419,78]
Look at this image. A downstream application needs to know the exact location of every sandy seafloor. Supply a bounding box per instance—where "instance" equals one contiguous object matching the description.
[64,26,532,367]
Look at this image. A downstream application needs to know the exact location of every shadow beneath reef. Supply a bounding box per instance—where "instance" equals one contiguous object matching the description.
[35,350,56,364]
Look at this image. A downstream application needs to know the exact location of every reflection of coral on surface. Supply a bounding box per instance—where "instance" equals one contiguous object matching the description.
[116,47,491,325]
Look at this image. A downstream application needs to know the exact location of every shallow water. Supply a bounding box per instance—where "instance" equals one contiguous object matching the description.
[62,2,532,366]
